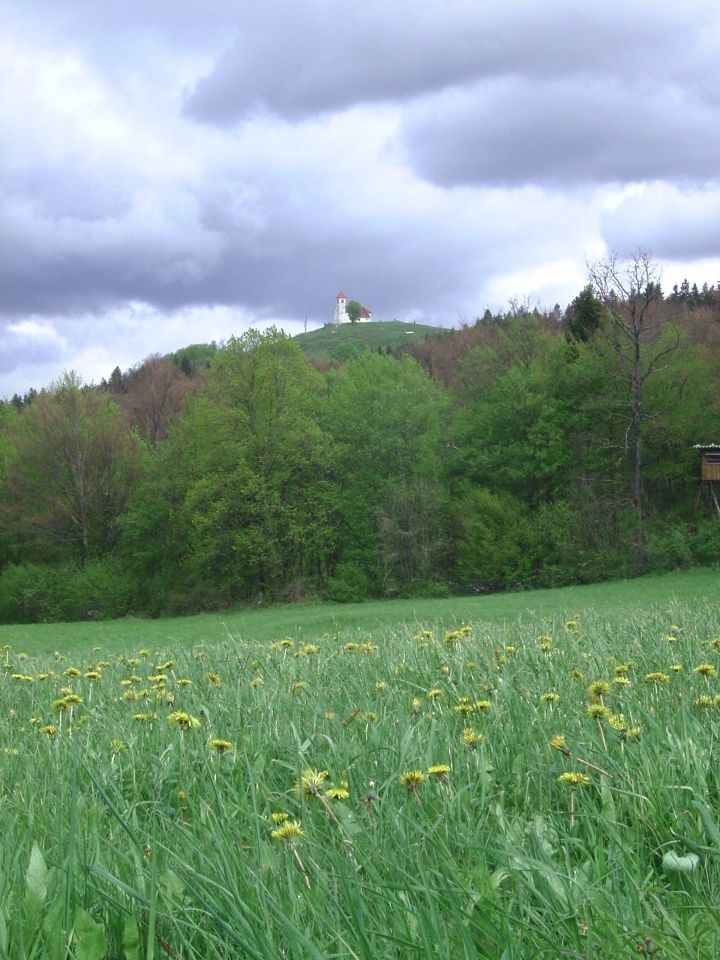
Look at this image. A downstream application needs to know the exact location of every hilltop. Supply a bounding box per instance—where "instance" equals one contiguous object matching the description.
[293,320,445,363]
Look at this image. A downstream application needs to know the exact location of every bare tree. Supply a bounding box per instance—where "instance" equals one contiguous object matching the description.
[588,251,680,560]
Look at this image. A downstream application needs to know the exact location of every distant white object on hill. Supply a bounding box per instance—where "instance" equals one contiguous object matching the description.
[333,292,372,324]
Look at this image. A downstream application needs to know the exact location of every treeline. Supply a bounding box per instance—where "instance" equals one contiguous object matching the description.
[1,254,719,622]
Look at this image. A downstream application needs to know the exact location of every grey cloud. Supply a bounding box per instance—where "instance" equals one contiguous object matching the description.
[601,185,720,261]
[401,76,720,187]
[183,2,698,122]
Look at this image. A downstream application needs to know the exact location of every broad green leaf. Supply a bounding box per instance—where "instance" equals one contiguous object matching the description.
[122,914,141,960]
[159,868,185,902]
[25,844,48,904]
[41,893,67,960]
[74,908,107,960]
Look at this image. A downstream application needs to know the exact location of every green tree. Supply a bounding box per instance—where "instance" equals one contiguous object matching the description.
[323,352,446,594]
[1,373,139,563]
[346,300,363,324]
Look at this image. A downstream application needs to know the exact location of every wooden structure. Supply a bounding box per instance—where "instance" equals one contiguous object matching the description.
[694,444,720,514]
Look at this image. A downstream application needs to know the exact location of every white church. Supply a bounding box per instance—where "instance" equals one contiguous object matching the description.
[332,291,373,324]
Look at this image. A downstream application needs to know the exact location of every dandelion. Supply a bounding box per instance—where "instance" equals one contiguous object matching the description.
[399,770,425,791]
[411,697,422,714]
[549,734,570,755]
[474,699,492,711]
[622,727,642,741]
[84,671,101,681]
[608,713,628,732]
[176,678,192,687]
[271,820,304,842]
[455,697,475,715]
[168,711,200,730]
[364,711,378,723]
[557,771,591,788]
[63,668,81,678]
[249,676,263,689]
[427,688,443,700]
[110,739,127,754]
[540,691,560,704]
[208,738,233,753]
[427,764,451,782]
[133,712,158,722]
[694,663,717,678]
[565,620,579,631]
[375,681,387,692]
[301,644,320,656]
[271,811,290,824]
[570,669,585,681]
[614,663,630,676]
[280,638,294,649]
[40,724,57,736]
[644,672,671,684]
[693,695,714,707]
[463,727,483,748]
[505,645,518,655]
[294,768,328,798]
[344,642,359,651]
[325,782,350,801]
[588,681,610,702]
[205,672,222,687]
[614,676,632,687]
[539,639,553,653]
[671,664,683,672]
[587,703,609,719]
[291,681,307,692]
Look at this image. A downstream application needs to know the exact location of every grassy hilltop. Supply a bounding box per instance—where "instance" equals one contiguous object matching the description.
[294,319,444,362]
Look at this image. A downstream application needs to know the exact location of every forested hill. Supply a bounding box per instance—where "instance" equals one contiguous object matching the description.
[293,320,443,364]
[1,258,719,623]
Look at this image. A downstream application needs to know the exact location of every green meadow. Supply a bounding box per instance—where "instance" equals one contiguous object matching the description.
[2,567,720,958]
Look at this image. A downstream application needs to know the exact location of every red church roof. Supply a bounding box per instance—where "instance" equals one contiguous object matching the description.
[336,291,347,299]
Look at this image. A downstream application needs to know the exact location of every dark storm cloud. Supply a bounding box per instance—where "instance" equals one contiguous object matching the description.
[183,2,698,123]
[401,76,720,188]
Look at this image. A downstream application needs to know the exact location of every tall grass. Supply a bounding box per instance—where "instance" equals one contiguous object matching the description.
[1,588,720,956]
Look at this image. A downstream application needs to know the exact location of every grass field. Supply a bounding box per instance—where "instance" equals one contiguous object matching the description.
[2,567,720,958]
[293,320,444,362]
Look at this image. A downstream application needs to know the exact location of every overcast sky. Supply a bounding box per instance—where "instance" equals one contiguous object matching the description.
[2,1,719,397]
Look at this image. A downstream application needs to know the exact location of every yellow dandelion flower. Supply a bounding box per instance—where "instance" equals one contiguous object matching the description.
[133,712,158,722]
[570,669,585,680]
[40,724,57,736]
[249,676,263,689]
[63,667,81,678]
[168,711,200,730]
[280,638,294,649]
[205,672,222,687]
[614,676,632,687]
[271,820,304,842]
[411,697,422,713]
[427,764,451,780]
[427,688,443,700]
[176,678,192,687]
[294,768,328,798]
[694,663,717,678]
[271,811,290,824]
[644,672,671,684]
[455,697,475,715]
[608,713,628,732]
[399,769,425,790]
[614,664,630,676]
[622,727,642,741]
[463,727,483,747]
[588,680,610,701]
[375,681,387,692]
[291,681,307,692]
[587,703,609,719]
[565,620,579,631]
[694,695,714,707]
[302,644,320,656]
[474,699,492,711]
[671,664,683,672]
[208,738,233,753]
[84,671,101,681]
[540,691,560,704]
[549,734,569,754]
[110,739,127,753]
[557,771,591,787]
[177,790,188,804]
[325,782,350,801]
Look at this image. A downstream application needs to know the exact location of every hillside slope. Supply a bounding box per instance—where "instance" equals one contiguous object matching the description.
[294,320,445,362]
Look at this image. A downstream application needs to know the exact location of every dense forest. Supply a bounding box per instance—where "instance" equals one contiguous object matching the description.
[1,253,719,623]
